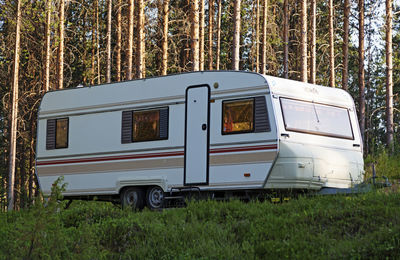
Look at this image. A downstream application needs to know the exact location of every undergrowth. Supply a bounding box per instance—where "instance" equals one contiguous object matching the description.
[1,186,399,259]
[365,150,400,181]
[2,151,399,258]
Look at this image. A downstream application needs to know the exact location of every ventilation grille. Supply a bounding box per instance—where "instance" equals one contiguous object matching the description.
[46,119,56,150]
[121,111,133,143]
[254,96,271,132]
[159,108,169,139]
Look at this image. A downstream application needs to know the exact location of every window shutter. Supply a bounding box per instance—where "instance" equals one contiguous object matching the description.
[159,108,169,139]
[46,119,56,150]
[121,111,133,143]
[254,96,271,132]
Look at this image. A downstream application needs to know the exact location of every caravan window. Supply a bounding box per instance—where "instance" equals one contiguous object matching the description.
[121,107,169,143]
[280,98,354,140]
[46,118,69,149]
[133,110,160,142]
[222,96,271,135]
[56,119,69,148]
[223,99,254,134]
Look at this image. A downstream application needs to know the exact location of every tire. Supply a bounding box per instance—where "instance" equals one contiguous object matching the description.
[145,186,165,210]
[121,187,144,210]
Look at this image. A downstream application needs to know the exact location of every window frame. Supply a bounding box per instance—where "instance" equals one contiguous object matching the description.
[221,97,255,135]
[122,107,169,143]
[46,117,69,150]
[280,97,355,140]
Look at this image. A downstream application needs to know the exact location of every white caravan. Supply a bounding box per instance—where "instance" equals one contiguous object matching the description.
[36,71,364,209]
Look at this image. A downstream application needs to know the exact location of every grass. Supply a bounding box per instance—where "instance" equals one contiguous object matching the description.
[1,189,399,259]
[2,149,400,259]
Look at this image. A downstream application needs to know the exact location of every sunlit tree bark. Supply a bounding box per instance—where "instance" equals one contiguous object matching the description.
[208,0,214,70]
[216,0,221,70]
[386,0,394,150]
[8,0,22,211]
[300,0,307,82]
[342,0,350,90]
[57,0,65,89]
[191,0,200,71]
[116,0,122,81]
[106,0,112,83]
[310,0,316,84]
[329,0,335,87]
[283,0,288,78]
[261,0,267,74]
[232,0,241,70]
[96,0,100,84]
[44,0,51,92]
[255,0,260,73]
[127,0,134,80]
[161,0,169,76]
[199,0,205,70]
[358,0,366,143]
[136,0,145,78]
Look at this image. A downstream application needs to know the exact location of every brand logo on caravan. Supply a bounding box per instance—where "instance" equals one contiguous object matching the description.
[304,87,319,95]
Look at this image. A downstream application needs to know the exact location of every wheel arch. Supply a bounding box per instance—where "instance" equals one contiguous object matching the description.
[116,177,168,195]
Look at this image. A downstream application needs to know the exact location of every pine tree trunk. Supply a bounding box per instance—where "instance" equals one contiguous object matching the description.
[310,0,316,84]
[96,0,100,84]
[232,0,241,70]
[91,21,95,85]
[127,0,134,80]
[342,0,349,90]
[58,0,64,89]
[365,37,372,154]
[44,0,51,92]
[161,0,169,76]
[19,145,26,209]
[216,0,221,70]
[329,0,335,87]
[191,0,200,71]
[136,0,145,78]
[106,0,112,83]
[300,0,307,82]
[29,119,35,201]
[250,3,255,70]
[261,0,267,74]
[208,0,214,70]
[386,0,394,150]
[283,0,288,78]
[199,0,205,70]
[358,0,365,144]
[8,0,22,211]
[116,0,122,81]
[255,0,260,73]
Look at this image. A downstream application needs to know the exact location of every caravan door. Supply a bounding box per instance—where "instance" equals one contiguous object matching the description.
[184,85,210,186]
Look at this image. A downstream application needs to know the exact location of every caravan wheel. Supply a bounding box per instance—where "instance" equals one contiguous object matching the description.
[121,187,144,210]
[146,186,165,209]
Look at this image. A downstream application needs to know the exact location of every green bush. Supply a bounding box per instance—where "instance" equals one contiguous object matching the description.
[365,150,400,181]
[1,182,399,259]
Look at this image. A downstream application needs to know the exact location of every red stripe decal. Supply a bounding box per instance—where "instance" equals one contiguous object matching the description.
[37,144,277,166]
[210,144,277,154]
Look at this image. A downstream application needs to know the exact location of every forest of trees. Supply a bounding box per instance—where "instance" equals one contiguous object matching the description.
[0,0,399,211]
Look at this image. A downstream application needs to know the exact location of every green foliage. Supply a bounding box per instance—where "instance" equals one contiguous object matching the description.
[1,186,400,259]
[365,150,400,180]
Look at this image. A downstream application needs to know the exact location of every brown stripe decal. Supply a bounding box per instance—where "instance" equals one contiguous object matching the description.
[37,151,277,176]
[37,144,277,166]
[38,158,184,176]
[37,151,185,166]
[210,151,276,165]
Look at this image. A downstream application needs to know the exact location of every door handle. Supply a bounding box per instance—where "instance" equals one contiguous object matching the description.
[202,124,207,130]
